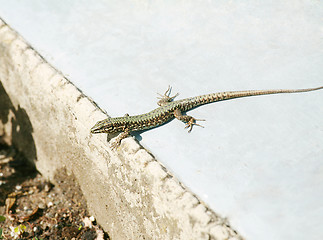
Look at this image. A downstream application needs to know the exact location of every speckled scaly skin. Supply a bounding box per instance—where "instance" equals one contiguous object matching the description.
[91,86,323,149]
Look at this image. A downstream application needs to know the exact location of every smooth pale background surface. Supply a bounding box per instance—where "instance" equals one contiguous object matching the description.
[1,1,322,239]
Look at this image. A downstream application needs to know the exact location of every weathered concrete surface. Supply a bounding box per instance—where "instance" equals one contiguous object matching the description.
[0,18,242,240]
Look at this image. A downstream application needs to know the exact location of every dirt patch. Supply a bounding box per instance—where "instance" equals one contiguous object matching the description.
[0,142,110,239]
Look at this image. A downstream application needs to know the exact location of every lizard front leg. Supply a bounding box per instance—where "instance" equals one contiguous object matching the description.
[110,128,130,150]
[173,109,205,132]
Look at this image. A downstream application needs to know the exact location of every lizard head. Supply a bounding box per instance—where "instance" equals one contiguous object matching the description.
[91,118,115,134]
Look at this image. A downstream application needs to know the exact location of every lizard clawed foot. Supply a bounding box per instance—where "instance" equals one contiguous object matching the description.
[157,85,179,106]
[110,140,121,150]
[110,130,130,150]
[184,118,205,133]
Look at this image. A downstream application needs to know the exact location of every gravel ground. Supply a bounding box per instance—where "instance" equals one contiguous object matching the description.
[0,142,110,240]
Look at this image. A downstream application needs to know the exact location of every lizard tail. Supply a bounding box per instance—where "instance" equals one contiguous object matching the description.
[216,86,323,100]
[187,86,323,108]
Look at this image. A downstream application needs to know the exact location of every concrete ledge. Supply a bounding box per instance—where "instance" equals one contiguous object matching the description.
[0,18,243,240]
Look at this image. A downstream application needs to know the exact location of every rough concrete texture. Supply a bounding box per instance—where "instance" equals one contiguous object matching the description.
[0,18,243,240]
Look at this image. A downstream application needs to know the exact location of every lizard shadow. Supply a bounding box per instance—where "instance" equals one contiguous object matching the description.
[105,129,144,143]
[105,120,177,145]
[132,131,143,142]
[131,118,177,141]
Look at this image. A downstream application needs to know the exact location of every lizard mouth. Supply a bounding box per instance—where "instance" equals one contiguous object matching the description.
[90,124,105,134]
[90,128,101,134]
[90,120,108,134]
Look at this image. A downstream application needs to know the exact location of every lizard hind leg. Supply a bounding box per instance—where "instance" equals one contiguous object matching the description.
[173,109,205,132]
[157,85,179,106]
[184,118,205,132]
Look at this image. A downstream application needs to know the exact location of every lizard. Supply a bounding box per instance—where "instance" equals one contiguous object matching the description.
[90,85,323,149]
